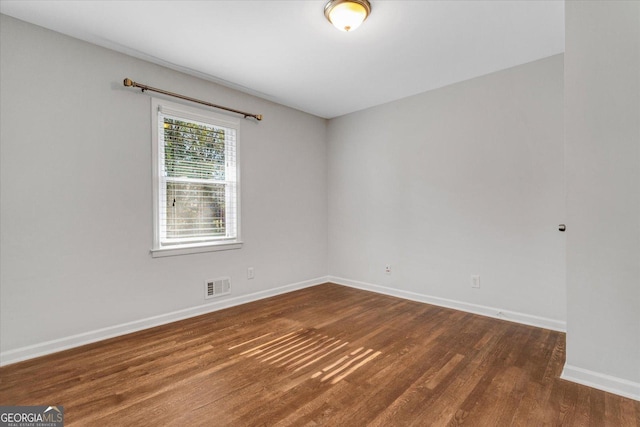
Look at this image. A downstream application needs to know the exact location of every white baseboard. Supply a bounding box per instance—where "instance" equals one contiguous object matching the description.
[0,276,329,366]
[7,276,637,402]
[328,276,566,332]
[561,364,640,401]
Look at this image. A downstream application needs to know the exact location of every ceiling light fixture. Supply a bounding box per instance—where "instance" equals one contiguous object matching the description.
[324,0,371,32]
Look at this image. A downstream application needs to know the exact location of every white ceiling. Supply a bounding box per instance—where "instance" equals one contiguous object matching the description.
[0,1,564,118]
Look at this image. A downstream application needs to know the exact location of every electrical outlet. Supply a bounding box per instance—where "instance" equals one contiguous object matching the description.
[385,265,391,274]
[247,267,255,280]
[471,275,480,288]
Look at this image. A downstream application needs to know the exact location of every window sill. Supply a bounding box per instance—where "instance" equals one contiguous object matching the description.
[151,241,243,258]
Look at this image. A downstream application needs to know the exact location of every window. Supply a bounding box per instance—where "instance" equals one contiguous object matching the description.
[151,98,241,257]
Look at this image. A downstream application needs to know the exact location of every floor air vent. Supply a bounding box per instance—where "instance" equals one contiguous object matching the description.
[205,277,231,299]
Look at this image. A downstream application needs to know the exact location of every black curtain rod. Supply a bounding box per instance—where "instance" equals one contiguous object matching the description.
[123,78,262,121]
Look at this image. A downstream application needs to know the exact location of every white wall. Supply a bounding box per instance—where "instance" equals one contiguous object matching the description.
[563,1,640,399]
[328,55,566,329]
[0,15,328,362]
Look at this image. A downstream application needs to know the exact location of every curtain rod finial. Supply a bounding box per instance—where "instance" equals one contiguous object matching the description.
[256,114,263,121]
[123,78,133,87]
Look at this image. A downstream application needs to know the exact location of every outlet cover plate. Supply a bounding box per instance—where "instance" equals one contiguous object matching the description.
[471,275,480,288]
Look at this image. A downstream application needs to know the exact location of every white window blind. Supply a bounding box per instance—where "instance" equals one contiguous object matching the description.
[151,99,240,255]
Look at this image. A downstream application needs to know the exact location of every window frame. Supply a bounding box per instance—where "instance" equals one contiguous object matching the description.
[150,98,242,258]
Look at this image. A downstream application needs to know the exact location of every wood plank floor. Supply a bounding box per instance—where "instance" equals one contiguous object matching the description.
[1,283,638,426]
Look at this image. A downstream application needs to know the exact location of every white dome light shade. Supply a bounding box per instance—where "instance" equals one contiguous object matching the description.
[324,0,371,32]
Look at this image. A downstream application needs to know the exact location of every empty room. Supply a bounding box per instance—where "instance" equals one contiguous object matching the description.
[0,1,638,425]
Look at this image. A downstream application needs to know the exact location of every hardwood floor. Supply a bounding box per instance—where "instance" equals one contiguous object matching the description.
[1,283,638,426]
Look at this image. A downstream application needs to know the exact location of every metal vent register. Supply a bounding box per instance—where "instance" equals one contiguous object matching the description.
[205,277,231,299]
